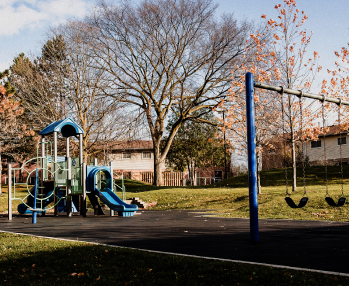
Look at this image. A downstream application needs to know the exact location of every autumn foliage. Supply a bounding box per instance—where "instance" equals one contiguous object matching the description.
[224,0,322,192]
[0,70,23,132]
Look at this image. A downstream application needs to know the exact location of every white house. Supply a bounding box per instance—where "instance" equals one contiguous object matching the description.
[305,125,349,165]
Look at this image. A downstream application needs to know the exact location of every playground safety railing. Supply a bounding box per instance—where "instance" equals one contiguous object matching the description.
[113,172,126,201]
[9,156,69,213]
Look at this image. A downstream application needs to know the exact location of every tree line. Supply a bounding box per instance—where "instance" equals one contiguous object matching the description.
[1,0,347,187]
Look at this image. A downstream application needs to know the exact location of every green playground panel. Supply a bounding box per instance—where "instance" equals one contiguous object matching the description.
[71,157,82,194]
[55,161,67,185]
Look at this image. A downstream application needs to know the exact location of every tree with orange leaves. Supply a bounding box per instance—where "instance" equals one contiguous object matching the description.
[0,69,23,195]
[225,0,321,193]
[263,0,321,192]
[322,44,349,130]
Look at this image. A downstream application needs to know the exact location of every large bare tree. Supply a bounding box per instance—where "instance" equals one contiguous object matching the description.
[87,0,253,185]
[11,24,140,162]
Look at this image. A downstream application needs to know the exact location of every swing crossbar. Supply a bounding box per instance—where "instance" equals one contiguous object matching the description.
[254,82,349,106]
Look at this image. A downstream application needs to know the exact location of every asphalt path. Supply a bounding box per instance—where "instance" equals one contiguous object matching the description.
[0,210,348,274]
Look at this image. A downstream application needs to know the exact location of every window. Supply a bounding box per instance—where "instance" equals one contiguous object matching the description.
[310,140,321,148]
[122,153,131,159]
[142,152,151,159]
[338,137,347,146]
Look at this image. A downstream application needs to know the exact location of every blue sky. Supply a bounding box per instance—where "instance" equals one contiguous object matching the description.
[0,0,348,92]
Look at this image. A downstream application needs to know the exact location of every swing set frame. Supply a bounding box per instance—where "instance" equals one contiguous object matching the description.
[245,72,349,242]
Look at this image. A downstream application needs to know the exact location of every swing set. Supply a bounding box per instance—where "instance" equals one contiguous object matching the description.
[245,72,348,241]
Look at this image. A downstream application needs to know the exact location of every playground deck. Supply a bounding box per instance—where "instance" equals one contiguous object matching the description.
[0,210,348,275]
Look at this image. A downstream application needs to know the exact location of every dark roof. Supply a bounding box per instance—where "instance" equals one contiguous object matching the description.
[318,124,349,137]
[107,140,153,151]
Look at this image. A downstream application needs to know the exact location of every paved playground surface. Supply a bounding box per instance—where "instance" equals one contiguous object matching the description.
[1,210,348,274]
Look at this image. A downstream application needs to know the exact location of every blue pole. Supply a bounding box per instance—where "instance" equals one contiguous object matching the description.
[245,72,259,242]
[32,168,38,224]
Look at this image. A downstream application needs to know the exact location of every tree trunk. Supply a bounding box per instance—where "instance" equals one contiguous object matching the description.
[153,139,162,186]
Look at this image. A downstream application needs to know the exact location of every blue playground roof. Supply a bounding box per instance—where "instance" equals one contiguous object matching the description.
[39,118,84,137]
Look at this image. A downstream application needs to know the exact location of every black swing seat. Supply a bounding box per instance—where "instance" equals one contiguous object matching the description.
[285,197,308,208]
[325,196,346,207]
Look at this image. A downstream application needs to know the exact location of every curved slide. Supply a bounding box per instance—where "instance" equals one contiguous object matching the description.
[93,188,138,217]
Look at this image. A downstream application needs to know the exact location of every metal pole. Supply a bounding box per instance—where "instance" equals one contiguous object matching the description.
[79,133,85,216]
[254,81,349,106]
[223,111,227,180]
[32,168,38,224]
[79,134,83,164]
[67,156,72,217]
[41,136,45,198]
[53,132,58,216]
[8,164,12,221]
[66,137,70,158]
[109,161,114,217]
[81,162,86,217]
[246,72,259,242]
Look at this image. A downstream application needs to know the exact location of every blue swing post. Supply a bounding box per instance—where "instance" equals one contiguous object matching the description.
[32,168,38,224]
[245,72,259,242]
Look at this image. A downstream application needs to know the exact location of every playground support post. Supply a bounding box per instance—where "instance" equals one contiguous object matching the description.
[32,168,38,224]
[245,72,259,242]
[81,162,87,217]
[8,164,12,221]
[110,161,114,217]
[53,132,58,216]
[66,137,70,157]
[67,156,72,217]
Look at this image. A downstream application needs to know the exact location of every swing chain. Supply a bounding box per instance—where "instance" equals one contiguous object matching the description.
[337,99,345,196]
[279,87,289,196]
[298,91,307,196]
[322,100,329,196]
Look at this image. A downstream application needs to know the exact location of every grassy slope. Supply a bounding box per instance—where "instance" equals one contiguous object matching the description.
[121,165,349,221]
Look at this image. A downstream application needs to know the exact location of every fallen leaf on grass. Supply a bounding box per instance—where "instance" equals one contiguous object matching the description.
[69,273,77,276]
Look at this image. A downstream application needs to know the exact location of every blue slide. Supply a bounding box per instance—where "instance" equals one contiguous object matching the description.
[93,188,138,217]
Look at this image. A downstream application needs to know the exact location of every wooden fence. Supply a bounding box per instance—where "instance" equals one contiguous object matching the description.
[141,172,185,186]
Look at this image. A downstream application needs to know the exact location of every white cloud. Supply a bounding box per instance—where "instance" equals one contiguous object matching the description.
[0,0,93,37]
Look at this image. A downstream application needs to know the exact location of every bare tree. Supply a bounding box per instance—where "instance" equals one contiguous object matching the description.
[11,24,140,162]
[87,0,253,185]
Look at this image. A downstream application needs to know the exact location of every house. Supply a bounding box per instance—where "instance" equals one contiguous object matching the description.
[107,140,168,182]
[262,125,349,170]
[107,140,230,185]
[305,125,349,166]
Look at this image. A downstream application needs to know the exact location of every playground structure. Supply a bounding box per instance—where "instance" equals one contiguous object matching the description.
[8,118,138,221]
[245,72,349,242]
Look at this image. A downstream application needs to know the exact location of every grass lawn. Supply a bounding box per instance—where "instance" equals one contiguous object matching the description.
[1,166,349,285]
[0,232,348,286]
[119,165,349,222]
